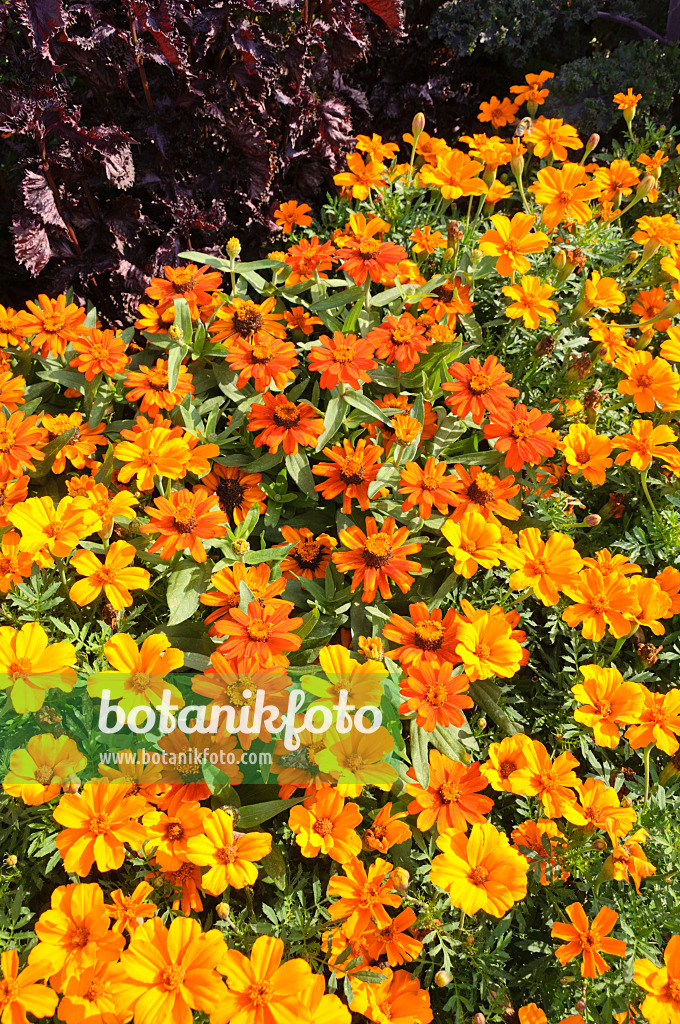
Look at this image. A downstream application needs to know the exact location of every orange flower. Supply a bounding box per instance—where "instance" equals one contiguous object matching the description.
[634,934,680,1024]
[333,152,386,200]
[273,199,312,232]
[114,424,190,492]
[561,422,613,484]
[351,969,433,1024]
[184,807,271,893]
[190,654,290,748]
[69,540,151,609]
[289,786,362,863]
[313,437,383,513]
[277,525,337,580]
[0,305,30,348]
[356,132,399,161]
[478,95,518,127]
[632,214,680,249]
[583,270,625,313]
[454,602,524,680]
[107,880,157,935]
[484,404,556,471]
[0,622,77,713]
[527,117,582,161]
[589,317,632,363]
[41,411,107,474]
[215,935,317,1024]
[199,563,286,627]
[70,328,129,380]
[141,802,207,870]
[364,803,411,854]
[200,463,266,525]
[283,305,322,334]
[409,225,447,253]
[441,510,503,578]
[365,313,430,372]
[124,359,194,414]
[0,949,59,1024]
[510,70,554,108]
[503,275,559,329]
[657,566,680,614]
[461,132,513,170]
[442,355,518,424]
[562,777,637,841]
[214,599,302,666]
[0,371,25,412]
[480,734,531,792]
[335,234,407,285]
[403,129,449,163]
[593,159,641,204]
[420,148,487,199]
[367,392,437,455]
[308,331,377,389]
[146,262,222,312]
[562,568,636,641]
[512,818,568,885]
[605,829,656,893]
[512,740,580,817]
[449,464,521,523]
[135,301,176,333]
[0,472,28,527]
[625,686,680,755]
[572,664,645,747]
[616,351,679,412]
[383,602,463,667]
[333,516,421,603]
[211,296,286,344]
[18,293,88,356]
[364,909,423,968]
[614,88,642,110]
[284,235,336,283]
[484,180,514,206]
[502,527,583,605]
[631,286,672,331]
[140,487,227,563]
[3,733,86,806]
[612,420,677,470]
[529,163,601,230]
[327,856,401,934]
[398,457,457,518]
[54,782,146,875]
[247,393,323,455]
[552,902,626,977]
[406,750,493,832]
[431,822,528,916]
[400,661,472,731]
[226,334,298,392]
[479,212,550,276]
[0,410,47,475]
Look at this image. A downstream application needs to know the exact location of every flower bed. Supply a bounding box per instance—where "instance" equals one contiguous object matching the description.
[1,78,680,1024]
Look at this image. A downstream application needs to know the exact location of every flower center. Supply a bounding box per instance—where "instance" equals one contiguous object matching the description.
[171,268,196,291]
[216,844,238,864]
[467,475,495,505]
[42,313,67,332]
[391,325,413,345]
[636,373,653,388]
[247,620,273,642]
[469,866,489,885]
[667,979,680,1002]
[165,821,184,842]
[92,568,116,586]
[339,455,366,485]
[160,965,185,991]
[367,823,387,841]
[499,759,517,779]
[332,343,356,364]
[70,924,90,948]
[468,372,493,395]
[358,238,381,258]
[272,401,301,427]
[34,764,55,785]
[7,658,32,680]
[362,534,392,568]
[439,781,461,804]
[233,303,264,336]
[249,981,272,1006]
[293,539,324,570]
[527,558,550,576]
[590,595,608,613]
[594,699,612,717]
[511,420,533,439]
[146,367,169,391]
[84,980,105,1002]
[425,683,449,707]
[173,505,198,533]
[88,813,112,835]
[475,642,492,660]
[556,189,574,204]
[251,340,273,363]
[414,620,444,650]
[215,479,245,515]
[0,429,16,451]
[313,817,334,837]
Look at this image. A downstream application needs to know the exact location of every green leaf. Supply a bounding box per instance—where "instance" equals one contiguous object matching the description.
[244,543,294,565]
[238,581,256,614]
[166,563,213,626]
[285,452,316,497]
[310,285,364,312]
[410,719,430,789]
[368,464,401,498]
[237,797,305,829]
[342,295,365,334]
[261,843,287,891]
[315,397,346,451]
[469,681,520,737]
[29,428,77,480]
[178,251,284,272]
[458,313,483,345]
[235,505,261,539]
[343,391,391,425]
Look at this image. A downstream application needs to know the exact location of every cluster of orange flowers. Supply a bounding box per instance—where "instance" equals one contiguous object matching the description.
[2,73,680,1024]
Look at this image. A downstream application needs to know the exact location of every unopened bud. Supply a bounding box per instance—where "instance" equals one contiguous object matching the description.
[575,1000,587,1013]
[584,514,601,527]
[472,1014,486,1024]
[585,133,600,157]
[658,299,680,320]
[621,795,632,807]
[643,238,661,260]
[470,249,484,267]
[477,718,487,730]
[434,971,452,988]
[592,836,608,851]
[636,175,655,198]
[232,539,250,557]
[510,154,525,178]
[466,934,475,946]
[221,805,241,825]
[61,774,81,795]
[447,220,464,244]
[553,249,567,270]
[4,854,17,868]
[226,237,241,258]
[216,902,230,921]
[389,867,409,892]
[636,329,654,350]
[442,247,455,261]
[168,323,183,343]
[626,250,640,264]
[411,112,426,137]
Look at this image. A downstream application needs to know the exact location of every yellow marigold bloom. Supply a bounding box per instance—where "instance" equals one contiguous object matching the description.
[87,633,184,713]
[478,95,518,127]
[454,602,524,680]
[572,664,645,748]
[502,527,583,605]
[527,117,582,161]
[186,807,272,893]
[502,275,558,329]
[612,419,677,470]
[460,133,512,170]
[509,70,554,108]
[479,212,549,276]
[8,495,99,567]
[480,734,531,792]
[431,823,528,916]
[441,509,503,578]
[616,350,680,412]
[511,740,580,817]
[3,734,86,805]
[561,777,637,841]
[0,949,59,1024]
[562,568,636,642]
[529,163,601,230]
[333,152,385,200]
[561,422,613,485]
[0,622,77,713]
[54,782,147,876]
[420,149,487,199]
[69,540,151,610]
[593,159,640,203]
[582,270,625,312]
[289,786,362,863]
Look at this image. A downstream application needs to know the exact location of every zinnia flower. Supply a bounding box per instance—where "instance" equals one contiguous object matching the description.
[18,293,88,357]
[484,404,556,471]
[442,355,518,423]
[308,332,377,390]
[124,359,194,414]
[313,437,384,514]
[247,393,324,454]
[139,488,227,562]
[333,516,421,603]
[214,600,303,666]
[365,313,430,372]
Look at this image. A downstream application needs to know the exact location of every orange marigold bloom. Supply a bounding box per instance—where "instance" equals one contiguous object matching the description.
[0,949,59,1024]
[502,527,583,605]
[335,234,407,286]
[356,132,399,161]
[593,159,641,203]
[479,212,549,277]
[478,95,518,127]
[139,487,227,563]
[480,734,531,792]
[400,661,472,731]
[606,829,656,894]
[124,359,194,414]
[562,777,637,840]
[443,354,518,424]
[403,129,449,163]
[561,422,613,485]
[512,818,568,885]
[406,750,492,833]
[277,525,337,580]
[454,602,524,680]
[562,568,636,641]
[612,420,677,470]
[364,908,423,968]
[460,133,512,170]
[409,225,447,253]
[441,509,504,578]
[54,782,146,875]
[399,457,457,518]
[626,686,680,755]
[215,935,318,1024]
[18,293,88,356]
[529,163,601,230]
[313,437,384,514]
[511,739,580,817]
[431,822,529,916]
[634,934,680,1024]
[365,313,430,372]
[583,270,625,313]
[70,328,129,380]
[614,88,641,110]
[0,410,47,476]
[503,275,559,329]
[107,880,157,935]
[145,263,222,316]
[484,404,556,471]
[420,147,487,199]
[510,70,554,107]
[631,287,672,331]
[289,786,362,863]
[352,968,432,1024]
[657,566,680,614]
[308,331,377,389]
[364,803,411,854]
[3,733,86,806]
[200,463,266,524]
[333,152,386,200]
[141,802,207,870]
[284,235,336,284]
[632,214,680,249]
[572,664,645,748]
[383,601,463,667]
[588,317,631,363]
[185,807,271,893]
[327,856,401,933]
[69,540,151,610]
[552,902,626,978]
[214,599,302,667]
[527,117,582,160]
[616,351,679,412]
[333,516,421,603]
[273,199,312,232]
[449,464,521,523]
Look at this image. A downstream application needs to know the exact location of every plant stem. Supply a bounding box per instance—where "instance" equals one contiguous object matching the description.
[643,744,652,805]
[640,468,660,520]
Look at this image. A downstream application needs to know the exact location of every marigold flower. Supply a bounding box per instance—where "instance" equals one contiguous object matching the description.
[616,351,680,412]
[460,133,512,171]
[107,880,157,935]
[3,734,86,805]
[589,317,632,363]
[18,293,88,357]
[308,331,377,390]
[420,148,487,199]
[69,540,151,610]
[606,829,656,894]
[409,225,447,253]
[512,818,568,885]
[502,527,583,605]
[510,70,554,108]
[449,464,521,523]
[511,740,580,817]
[572,664,645,748]
[431,822,529,916]
[364,803,411,854]
[124,359,194,414]
[562,777,637,840]
[383,602,462,667]
[633,214,680,249]
[562,568,636,641]
[454,603,524,680]
[141,802,207,871]
[289,786,362,863]
[612,419,677,470]
[114,424,191,492]
[484,404,556,471]
[631,287,672,331]
[626,686,680,755]
[0,410,47,476]
[214,599,302,667]
[70,328,129,380]
[406,751,493,832]
[479,212,549,277]
[400,661,472,731]
[357,132,400,161]
[214,935,318,1024]
[442,510,504,578]
[334,152,386,200]
[333,516,421,603]
[403,129,449,163]
[478,95,518,127]
[54,782,146,875]
[552,902,626,977]
[0,622,77,714]
[184,806,272,894]
[313,437,383,514]
[529,163,601,230]
[634,934,680,1024]
[527,117,582,161]
[503,275,559,329]
[561,422,613,485]
[484,179,514,206]
[328,856,401,934]
[399,457,457,519]
[88,633,184,714]
[0,949,59,1024]
[273,199,312,232]
[442,354,518,423]
[582,270,625,313]
[657,566,680,614]
[480,734,531,792]
[351,968,433,1024]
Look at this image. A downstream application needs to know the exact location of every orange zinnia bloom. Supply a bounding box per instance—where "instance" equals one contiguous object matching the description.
[503,275,559,329]
[214,935,317,1024]
[406,750,493,832]
[612,420,677,470]
[327,856,401,934]
[54,782,146,875]
[0,410,47,476]
[634,933,680,1024]
[277,525,337,580]
[140,487,227,562]
[333,516,421,603]
[572,664,645,748]
[616,351,679,412]
[562,568,636,641]
[289,786,362,863]
[215,599,302,666]
[561,422,613,484]
[226,334,298,392]
[18,293,88,356]
[313,437,383,514]
[383,602,462,667]
[364,803,411,854]
[185,807,271,893]
[0,304,30,348]
[199,562,285,626]
[273,199,312,232]
[511,740,580,817]
[69,540,151,609]
[449,464,521,523]
[114,424,191,492]
[145,263,222,314]
[0,949,59,1024]
[480,734,531,792]
[442,355,518,424]
[41,412,107,474]
[70,328,129,380]
[247,392,323,454]
[625,686,680,755]
[420,148,487,199]
[431,822,528,916]
[479,213,550,276]
[210,296,286,343]
[284,305,322,334]
[125,359,194,414]
[284,235,336,283]
[442,510,503,578]
[308,331,377,389]
[484,404,556,471]
[200,463,266,525]
[365,313,430,372]
[333,151,386,199]
[503,527,583,605]
[335,234,407,285]
[552,902,626,977]
[0,371,25,413]
[400,661,472,731]
[398,457,457,518]
[529,163,601,230]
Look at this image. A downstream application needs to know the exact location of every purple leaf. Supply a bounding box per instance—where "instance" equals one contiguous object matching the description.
[359,0,403,31]
[15,0,65,57]
[22,169,67,229]
[11,214,52,275]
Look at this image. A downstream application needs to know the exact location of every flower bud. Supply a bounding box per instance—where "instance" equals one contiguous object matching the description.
[411,112,426,137]
[626,250,640,264]
[472,1014,486,1024]
[216,902,230,921]
[584,514,601,527]
[226,236,241,258]
[61,774,81,795]
[477,718,487,730]
[466,934,475,946]
[442,247,455,261]
[358,636,384,662]
[470,249,484,267]
[592,836,608,851]
[221,805,241,826]
[510,153,524,178]
[643,238,661,260]
[636,328,654,350]
[434,971,452,988]
[552,249,567,270]
[585,133,600,157]
[4,854,17,868]
[168,323,183,343]
[232,539,250,557]
[389,867,409,892]
[636,174,655,198]
[658,299,680,320]
[575,1000,587,1013]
